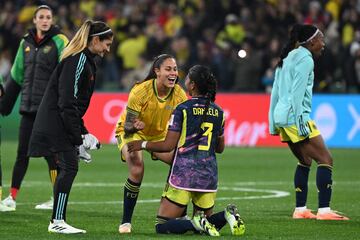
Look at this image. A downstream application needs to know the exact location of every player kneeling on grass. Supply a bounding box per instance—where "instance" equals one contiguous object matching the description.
[127,65,245,236]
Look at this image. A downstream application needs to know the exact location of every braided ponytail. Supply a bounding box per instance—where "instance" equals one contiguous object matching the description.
[277,24,301,68]
[188,65,218,141]
[277,24,319,68]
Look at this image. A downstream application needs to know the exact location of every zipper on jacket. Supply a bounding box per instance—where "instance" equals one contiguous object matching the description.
[27,47,38,111]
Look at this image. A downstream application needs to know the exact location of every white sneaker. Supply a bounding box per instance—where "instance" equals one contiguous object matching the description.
[118,223,131,234]
[2,196,16,210]
[48,220,86,234]
[0,201,15,212]
[35,197,53,210]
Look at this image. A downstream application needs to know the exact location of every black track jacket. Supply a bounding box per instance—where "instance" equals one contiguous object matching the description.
[29,48,97,156]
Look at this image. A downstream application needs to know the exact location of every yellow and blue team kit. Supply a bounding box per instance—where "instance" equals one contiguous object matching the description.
[115,79,187,153]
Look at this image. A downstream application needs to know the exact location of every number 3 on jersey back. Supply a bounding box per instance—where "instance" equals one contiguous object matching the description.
[198,122,213,151]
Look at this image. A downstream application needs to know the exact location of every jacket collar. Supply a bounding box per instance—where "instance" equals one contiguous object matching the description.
[25,25,61,46]
[83,48,97,69]
[298,46,312,57]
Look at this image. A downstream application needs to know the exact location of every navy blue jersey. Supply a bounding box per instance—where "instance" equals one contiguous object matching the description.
[167,97,225,192]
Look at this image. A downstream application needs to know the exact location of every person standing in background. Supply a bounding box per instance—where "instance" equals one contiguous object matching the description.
[0,5,68,211]
[268,24,349,220]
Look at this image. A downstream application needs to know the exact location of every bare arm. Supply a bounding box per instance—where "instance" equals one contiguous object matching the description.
[215,135,225,153]
[151,151,175,165]
[127,130,180,153]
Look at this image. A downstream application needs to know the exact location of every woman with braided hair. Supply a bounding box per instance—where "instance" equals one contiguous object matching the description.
[127,65,245,236]
[268,24,349,220]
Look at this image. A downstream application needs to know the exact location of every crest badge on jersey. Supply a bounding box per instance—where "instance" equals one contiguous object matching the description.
[25,46,30,53]
[43,45,52,54]
[165,105,173,110]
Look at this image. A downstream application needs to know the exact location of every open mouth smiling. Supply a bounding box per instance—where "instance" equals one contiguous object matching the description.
[168,77,176,83]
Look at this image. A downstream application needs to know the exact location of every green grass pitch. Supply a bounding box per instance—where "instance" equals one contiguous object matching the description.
[1,141,359,239]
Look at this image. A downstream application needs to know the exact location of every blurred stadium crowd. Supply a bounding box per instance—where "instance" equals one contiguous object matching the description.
[0,0,360,93]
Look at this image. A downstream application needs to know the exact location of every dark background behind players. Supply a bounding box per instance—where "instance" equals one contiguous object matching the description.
[0,0,360,93]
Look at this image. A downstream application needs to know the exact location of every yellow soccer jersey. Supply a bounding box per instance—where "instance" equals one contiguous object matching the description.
[115,79,187,139]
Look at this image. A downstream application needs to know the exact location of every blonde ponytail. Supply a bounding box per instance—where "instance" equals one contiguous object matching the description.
[60,20,92,61]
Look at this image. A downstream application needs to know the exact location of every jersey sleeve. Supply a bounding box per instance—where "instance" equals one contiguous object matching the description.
[268,68,280,134]
[0,40,23,115]
[168,106,183,132]
[10,39,25,86]
[291,56,314,137]
[219,112,225,136]
[126,85,144,113]
[52,34,69,62]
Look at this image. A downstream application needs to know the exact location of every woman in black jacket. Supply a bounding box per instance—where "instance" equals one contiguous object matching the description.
[29,20,113,234]
[0,5,69,210]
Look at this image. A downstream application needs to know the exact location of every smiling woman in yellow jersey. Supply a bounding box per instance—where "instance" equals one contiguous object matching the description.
[116,77,186,142]
[115,54,187,234]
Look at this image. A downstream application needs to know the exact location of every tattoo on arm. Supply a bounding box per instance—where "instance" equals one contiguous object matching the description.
[124,108,139,137]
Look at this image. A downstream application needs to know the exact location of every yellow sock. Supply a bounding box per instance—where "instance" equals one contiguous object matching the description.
[49,170,58,186]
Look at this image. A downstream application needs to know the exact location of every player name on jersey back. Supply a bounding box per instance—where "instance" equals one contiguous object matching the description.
[193,107,219,117]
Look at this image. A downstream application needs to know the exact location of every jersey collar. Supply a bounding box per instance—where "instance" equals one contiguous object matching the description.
[153,79,174,102]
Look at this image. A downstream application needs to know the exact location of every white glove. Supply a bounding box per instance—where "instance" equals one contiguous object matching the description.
[78,144,92,163]
[82,133,101,150]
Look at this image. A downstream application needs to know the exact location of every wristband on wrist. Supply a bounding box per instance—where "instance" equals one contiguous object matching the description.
[141,141,148,150]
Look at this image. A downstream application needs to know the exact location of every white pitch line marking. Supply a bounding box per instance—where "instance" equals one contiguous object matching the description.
[15,182,290,206]
[11,180,358,206]
[6,180,358,188]
[67,187,290,205]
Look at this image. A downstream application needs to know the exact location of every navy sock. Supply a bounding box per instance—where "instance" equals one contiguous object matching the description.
[155,217,195,234]
[294,164,310,207]
[207,211,227,230]
[180,205,188,218]
[122,178,141,224]
[316,165,332,208]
